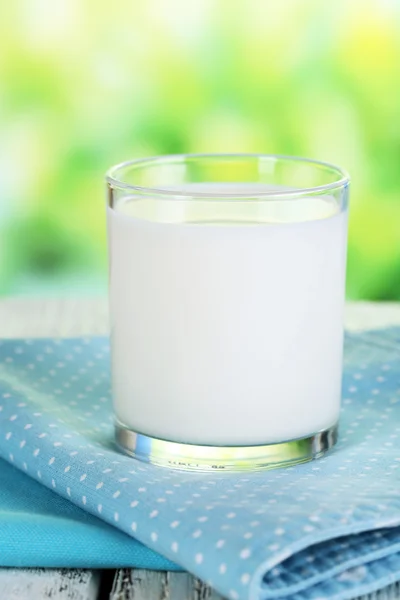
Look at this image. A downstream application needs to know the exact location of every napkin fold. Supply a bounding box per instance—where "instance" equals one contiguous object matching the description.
[0,457,178,569]
[0,331,399,600]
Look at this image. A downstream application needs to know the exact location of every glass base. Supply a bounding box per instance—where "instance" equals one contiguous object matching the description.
[115,422,338,472]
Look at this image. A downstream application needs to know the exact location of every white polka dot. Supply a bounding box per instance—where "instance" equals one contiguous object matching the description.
[309,514,320,522]
[20,440,26,448]
[130,500,139,508]
[171,542,178,552]
[219,563,227,574]
[113,490,121,499]
[151,532,158,542]
[66,487,71,497]
[193,529,202,538]
[82,496,87,505]
[216,539,225,549]
[198,516,208,522]
[195,553,203,564]
[226,512,236,519]
[150,510,158,518]
[114,512,119,522]
[241,573,250,585]
[244,532,253,539]
[96,482,104,490]
[170,520,180,528]
[275,528,285,536]
[48,457,55,465]
[229,591,239,600]
[240,548,251,559]
[250,521,260,527]
[98,504,102,514]
[5,432,12,440]
[64,466,71,473]
[80,474,87,482]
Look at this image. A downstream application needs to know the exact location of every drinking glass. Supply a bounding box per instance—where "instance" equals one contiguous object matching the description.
[106,154,349,471]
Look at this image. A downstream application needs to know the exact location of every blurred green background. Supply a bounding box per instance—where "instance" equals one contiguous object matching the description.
[1,0,399,299]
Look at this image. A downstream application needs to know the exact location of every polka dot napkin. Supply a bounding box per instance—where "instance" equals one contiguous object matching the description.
[0,457,178,570]
[0,330,399,600]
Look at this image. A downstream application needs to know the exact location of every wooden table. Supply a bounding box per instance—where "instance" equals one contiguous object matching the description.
[1,298,399,600]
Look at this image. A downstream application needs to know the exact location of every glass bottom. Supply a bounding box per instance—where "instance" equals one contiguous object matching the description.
[115,421,338,472]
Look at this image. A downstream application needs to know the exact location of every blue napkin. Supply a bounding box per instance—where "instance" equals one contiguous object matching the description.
[0,331,399,600]
[0,457,178,569]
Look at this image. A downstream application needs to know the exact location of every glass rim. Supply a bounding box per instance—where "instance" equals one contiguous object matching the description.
[106,153,350,199]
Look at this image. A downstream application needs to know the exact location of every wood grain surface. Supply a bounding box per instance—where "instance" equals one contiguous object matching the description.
[0,568,100,600]
[109,569,224,600]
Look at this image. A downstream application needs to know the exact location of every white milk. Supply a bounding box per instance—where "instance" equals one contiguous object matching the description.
[108,186,347,446]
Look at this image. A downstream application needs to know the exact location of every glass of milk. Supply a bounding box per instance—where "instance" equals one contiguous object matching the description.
[106,154,349,471]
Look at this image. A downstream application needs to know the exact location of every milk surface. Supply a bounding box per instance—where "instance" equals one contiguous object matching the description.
[108,185,347,445]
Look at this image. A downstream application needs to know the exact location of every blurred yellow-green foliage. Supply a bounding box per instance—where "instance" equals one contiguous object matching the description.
[1,0,400,298]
